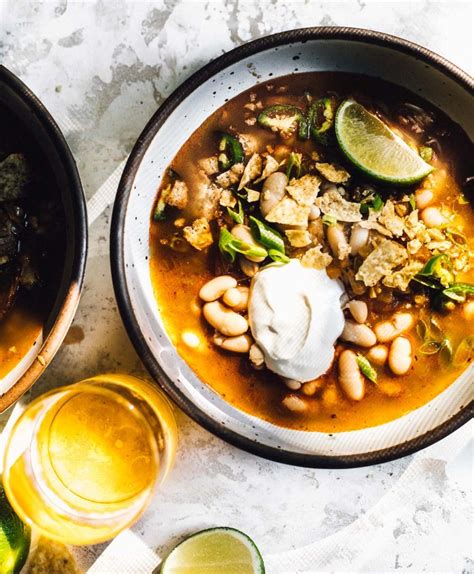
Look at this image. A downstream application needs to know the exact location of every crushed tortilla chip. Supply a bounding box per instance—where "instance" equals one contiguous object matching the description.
[246,189,260,203]
[215,163,244,188]
[238,153,262,190]
[219,188,237,208]
[315,189,362,222]
[255,155,280,183]
[285,229,312,247]
[27,537,80,574]
[315,162,350,183]
[265,196,310,226]
[355,240,408,287]
[377,200,404,237]
[166,180,188,209]
[198,156,219,175]
[357,219,393,237]
[183,217,213,250]
[407,238,422,254]
[300,245,333,269]
[286,174,321,206]
[382,260,424,291]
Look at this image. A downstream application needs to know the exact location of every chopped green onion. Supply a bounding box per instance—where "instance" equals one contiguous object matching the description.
[409,194,416,211]
[285,152,302,180]
[298,116,311,140]
[217,132,244,171]
[218,227,267,263]
[249,216,285,253]
[445,227,466,245]
[413,253,454,289]
[360,193,384,215]
[419,146,433,162]
[153,184,171,222]
[452,336,474,367]
[322,214,337,226]
[268,249,290,264]
[441,282,474,302]
[356,354,377,384]
[438,338,453,368]
[419,340,442,355]
[227,200,244,224]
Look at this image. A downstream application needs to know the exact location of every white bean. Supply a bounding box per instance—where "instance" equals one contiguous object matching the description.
[341,321,377,348]
[260,172,288,217]
[374,312,414,343]
[239,257,259,277]
[232,286,249,312]
[348,300,368,324]
[203,301,248,336]
[281,377,302,391]
[249,344,265,369]
[309,204,321,221]
[282,394,307,413]
[222,287,241,307]
[388,337,412,375]
[199,275,237,302]
[302,380,320,396]
[462,300,474,321]
[338,350,365,401]
[231,224,266,262]
[214,333,252,353]
[421,206,447,228]
[327,224,349,260]
[415,188,434,209]
[350,225,369,256]
[367,344,389,366]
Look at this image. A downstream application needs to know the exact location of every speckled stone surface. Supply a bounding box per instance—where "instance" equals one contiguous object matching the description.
[0,2,472,572]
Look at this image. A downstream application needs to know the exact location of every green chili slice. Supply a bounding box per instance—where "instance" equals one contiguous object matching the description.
[413,254,455,289]
[217,132,244,171]
[285,152,302,180]
[441,282,474,302]
[308,97,336,144]
[249,216,285,253]
[218,227,267,263]
[153,184,171,222]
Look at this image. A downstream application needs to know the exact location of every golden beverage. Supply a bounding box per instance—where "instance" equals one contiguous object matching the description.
[2,374,177,545]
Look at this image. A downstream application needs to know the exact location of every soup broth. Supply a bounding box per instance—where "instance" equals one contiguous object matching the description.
[150,73,473,432]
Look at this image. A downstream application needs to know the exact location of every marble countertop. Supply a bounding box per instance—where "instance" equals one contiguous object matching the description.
[0,1,472,572]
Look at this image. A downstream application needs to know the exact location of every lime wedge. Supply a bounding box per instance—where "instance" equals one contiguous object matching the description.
[335,99,433,185]
[160,527,265,574]
[0,485,30,574]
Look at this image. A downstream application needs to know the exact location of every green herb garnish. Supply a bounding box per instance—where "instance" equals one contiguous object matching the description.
[452,336,474,367]
[360,193,384,215]
[356,354,377,384]
[268,249,290,264]
[227,200,244,224]
[249,216,285,253]
[409,194,416,211]
[322,214,337,226]
[285,152,302,180]
[218,227,267,263]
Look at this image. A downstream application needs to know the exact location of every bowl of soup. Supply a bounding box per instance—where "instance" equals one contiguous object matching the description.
[111,28,473,467]
[0,66,87,410]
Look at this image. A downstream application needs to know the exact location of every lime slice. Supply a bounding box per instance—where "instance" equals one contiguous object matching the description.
[335,99,433,185]
[0,485,30,574]
[160,527,265,574]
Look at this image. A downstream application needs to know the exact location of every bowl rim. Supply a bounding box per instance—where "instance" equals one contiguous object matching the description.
[110,26,474,468]
[0,65,88,412]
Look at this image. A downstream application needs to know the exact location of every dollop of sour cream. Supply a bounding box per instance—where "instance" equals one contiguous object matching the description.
[248,259,345,382]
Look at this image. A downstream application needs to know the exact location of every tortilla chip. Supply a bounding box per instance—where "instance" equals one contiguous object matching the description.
[355,240,408,287]
[377,200,404,237]
[382,260,424,291]
[265,196,310,226]
[166,180,188,209]
[198,156,219,176]
[286,174,321,206]
[255,155,280,183]
[285,229,312,248]
[315,189,362,222]
[215,163,244,188]
[246,189,261,203]
[315,162,350,183]
[219,188,237,208]
[238,153,262,190]
[183,217,213,251]
[300,245,333,269]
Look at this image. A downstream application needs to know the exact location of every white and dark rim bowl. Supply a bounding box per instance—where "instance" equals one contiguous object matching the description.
[0,66,87,411]
[111,27,473,468]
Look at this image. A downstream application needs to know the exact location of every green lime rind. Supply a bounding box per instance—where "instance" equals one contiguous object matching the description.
[335,99,433,186]
[0,485,31,574]
[160,527,265,574]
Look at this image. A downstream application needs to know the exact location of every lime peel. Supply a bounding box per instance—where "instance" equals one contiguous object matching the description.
[335,99,433,185]
[160,527,265,574]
